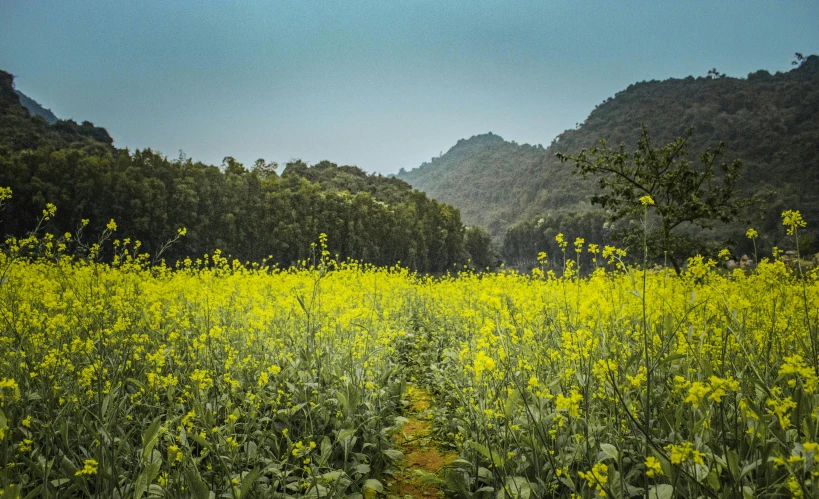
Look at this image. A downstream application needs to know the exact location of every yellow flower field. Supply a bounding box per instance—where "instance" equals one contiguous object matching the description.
[1,214,819,497]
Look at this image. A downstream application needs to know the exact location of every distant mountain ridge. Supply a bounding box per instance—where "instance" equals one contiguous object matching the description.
[0,70,113,151]
[397,56,819,249]
[15,90,58,124]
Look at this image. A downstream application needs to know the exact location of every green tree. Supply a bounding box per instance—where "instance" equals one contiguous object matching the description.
[253,158,278,177]
[464,226,499,270]
[557,125,750,273]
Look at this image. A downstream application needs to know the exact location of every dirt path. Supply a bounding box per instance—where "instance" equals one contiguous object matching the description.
[386,384,456,499]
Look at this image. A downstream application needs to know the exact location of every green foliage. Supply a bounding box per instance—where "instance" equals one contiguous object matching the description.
[397,132,576,238]
[502,211,611,270]
[397,55,819,257]
[463,226,500,271]
[557,125,751,271]
[0,70,479,273]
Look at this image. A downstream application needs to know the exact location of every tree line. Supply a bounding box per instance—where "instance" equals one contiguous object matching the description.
[0,70,494,273]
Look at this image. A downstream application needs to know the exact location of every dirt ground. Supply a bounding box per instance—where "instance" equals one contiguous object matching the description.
[385,384,456,499]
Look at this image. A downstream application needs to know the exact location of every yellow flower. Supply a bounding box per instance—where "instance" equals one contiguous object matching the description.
[75,459,99,476]
[746,227,758,239]
[665,441,704,465]
[767,396,798,429]
[0,378,20,401]
[708,376,740,403]
[639,195,655,206]
[556,390,583,418]
[782,210,806,235]
[473,351,496,379]
[42,203,57,220]
[578,462,608,495]
[574,237,585,253]
[645,456,663,477]
[106,219,118,231]
[684,381,710,406]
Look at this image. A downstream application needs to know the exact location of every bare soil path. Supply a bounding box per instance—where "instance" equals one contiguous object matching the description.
[386,384,456,499]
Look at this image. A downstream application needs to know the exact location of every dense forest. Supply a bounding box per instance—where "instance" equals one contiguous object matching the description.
[397,55,819,266]
[0,70,481,272]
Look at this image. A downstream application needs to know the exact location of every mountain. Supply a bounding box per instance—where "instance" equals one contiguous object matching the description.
[15,90,58,124]
[0,70,114,151]
[396,132,586,236]
[397,56,819,258]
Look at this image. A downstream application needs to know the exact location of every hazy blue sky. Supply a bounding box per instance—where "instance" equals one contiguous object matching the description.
[1,1,817,174]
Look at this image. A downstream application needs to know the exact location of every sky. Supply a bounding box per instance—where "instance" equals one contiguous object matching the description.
[1,1,818,175]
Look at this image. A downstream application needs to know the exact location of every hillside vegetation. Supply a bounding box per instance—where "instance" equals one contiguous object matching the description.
[397,56,819,266]
[15,89,58,124]
[0,70,472,272]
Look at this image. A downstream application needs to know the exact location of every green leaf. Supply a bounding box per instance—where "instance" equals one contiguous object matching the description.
[1,484,20,499]
[183,467,211,499]
[503,390,521,418]
[48,479,70,488]
[141,417,162,461]
[240,468,260,499]
[320,435,332,464]
[706,468,721,492]
[443,458,473,470]
[337,428,357,442]
[648,484,674,499]
[599,443,618,462]
[740,459,761,479]
[606,469,623,499]
[321,470,344,481]
[468,440,504,468]
[21,485,43,499]
[727,450,740,481]
[414,469,445,486]
[139,449,162,495]
[362,478,383,499]
[503,476,532,499]
[189,432,209,448]
[383,449,404,461]
[134,471,148,499]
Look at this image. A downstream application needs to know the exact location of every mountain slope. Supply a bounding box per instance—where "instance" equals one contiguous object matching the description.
[0,70,113,151]
[397,56,819,246]
[15,90,58,124]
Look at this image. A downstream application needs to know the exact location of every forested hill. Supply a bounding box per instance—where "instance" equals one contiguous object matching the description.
[15,90,58,124]
[0,70,471,272]
[0,71,114,151]
[396,132,561,236]
[396,56,819,256]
